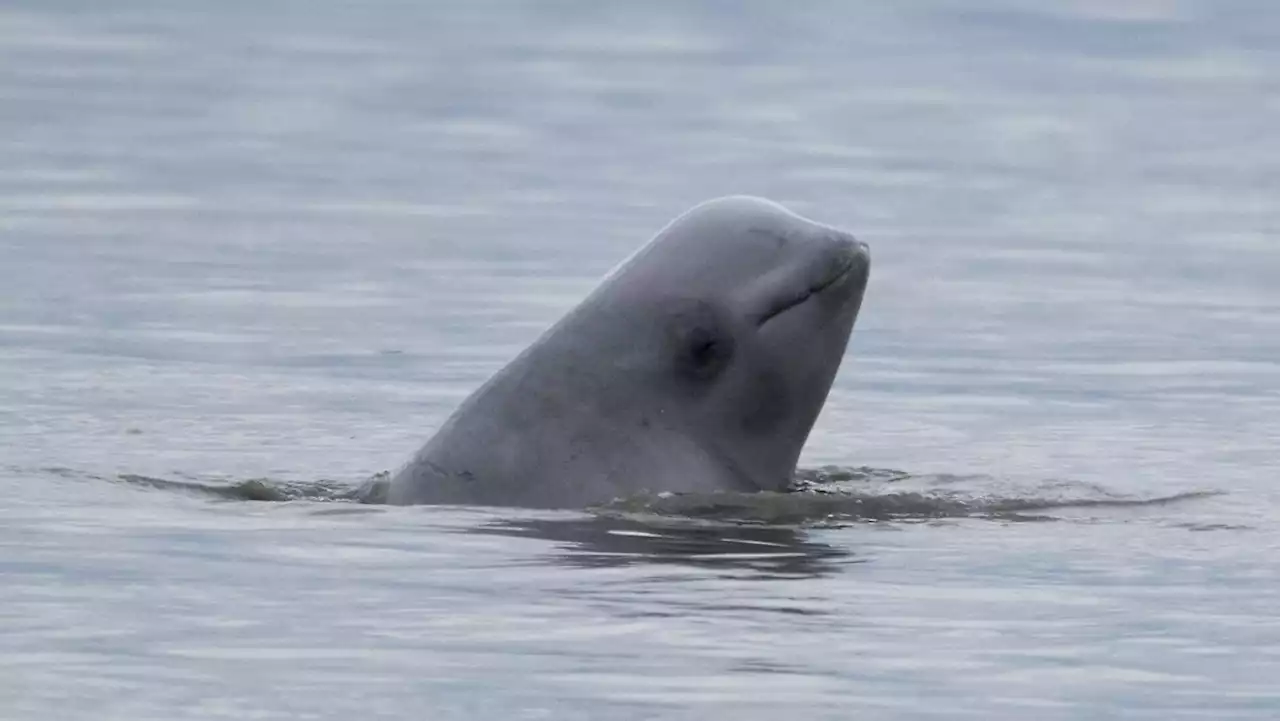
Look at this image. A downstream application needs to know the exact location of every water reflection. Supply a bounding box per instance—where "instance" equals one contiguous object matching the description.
[465,513,859,578]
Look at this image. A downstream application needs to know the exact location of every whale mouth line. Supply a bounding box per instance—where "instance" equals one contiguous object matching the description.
[756,258,857,327]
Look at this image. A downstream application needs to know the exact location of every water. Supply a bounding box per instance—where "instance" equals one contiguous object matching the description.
[2,1,1278,718]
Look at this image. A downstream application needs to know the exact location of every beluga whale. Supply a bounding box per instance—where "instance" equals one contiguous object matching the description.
[387,196,871,508]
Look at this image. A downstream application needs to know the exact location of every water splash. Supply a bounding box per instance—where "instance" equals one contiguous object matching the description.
[101,465,1220,525]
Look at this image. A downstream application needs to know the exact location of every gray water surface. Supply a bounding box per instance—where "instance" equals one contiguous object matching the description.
[2,2,1279,719]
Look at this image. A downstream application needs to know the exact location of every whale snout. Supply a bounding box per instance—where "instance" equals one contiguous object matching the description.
[835,234,869,261]
[850,238,871,280]
[752,231,869,327]
[825,233,870,288]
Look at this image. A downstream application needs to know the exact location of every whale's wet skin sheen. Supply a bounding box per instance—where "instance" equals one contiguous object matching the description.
[388,197,870,508]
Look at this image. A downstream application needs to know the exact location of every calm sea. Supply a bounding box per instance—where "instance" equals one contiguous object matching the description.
[2,2,1278,719]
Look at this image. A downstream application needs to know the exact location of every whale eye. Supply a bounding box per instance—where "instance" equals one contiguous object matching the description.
[690,333,720,366]
[667,305,735,383]
[681,326,733,382]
